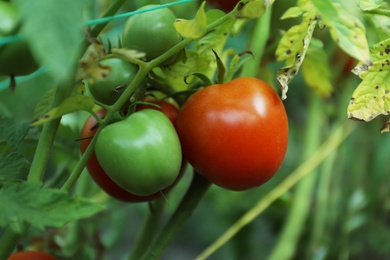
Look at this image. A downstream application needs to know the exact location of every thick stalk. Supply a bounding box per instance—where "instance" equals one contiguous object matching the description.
[268,94,323,260]
[129,198,166,260]
[140,173,212,260]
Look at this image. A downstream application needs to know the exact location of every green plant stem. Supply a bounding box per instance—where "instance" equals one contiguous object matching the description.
[308,146,337,258]
[365,8,390,17]
[141,173,212,260]
[240,6,272,77]
[129,198,167,260]
[195,121,355,260]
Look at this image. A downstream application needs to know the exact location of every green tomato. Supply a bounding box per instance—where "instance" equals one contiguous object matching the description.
[95,109,182,196]
[122,5,182,65]
[0,40,39,77]
[87,58,139,105]
[0,1,19,36]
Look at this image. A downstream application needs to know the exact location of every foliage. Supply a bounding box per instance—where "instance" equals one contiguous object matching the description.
[0,0,389,259]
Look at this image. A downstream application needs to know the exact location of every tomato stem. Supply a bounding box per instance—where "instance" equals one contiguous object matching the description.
[140,173,212,260]
[129,198,166,260]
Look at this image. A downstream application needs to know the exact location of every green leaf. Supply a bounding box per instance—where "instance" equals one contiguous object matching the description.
[239,0,266,19]
[276,4,318,99]
[0,181,105,233]
[0,153,29,180]
[31,94,95,126]
[359,0,383,11]
[311,0,370,63]
[281,6,303,19]
[0,117,30,149]
[34,87,56,119]
[155,10,235,91]
[174,1,207,39]
[14,0,84,83]
[301,39,333,97]
[347,38,390,122]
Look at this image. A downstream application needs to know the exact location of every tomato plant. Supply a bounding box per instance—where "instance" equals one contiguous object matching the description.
[95,109,182,196]
[80,109,184,202]
[86,58,139,105]
[8,251,57,260]
[177,77,288,191]
[122,5,182,65]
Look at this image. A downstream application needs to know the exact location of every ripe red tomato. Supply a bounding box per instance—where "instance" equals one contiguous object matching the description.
[207,0,239,12]
[80,106,184,202]
[177,77,288,191]
[8,251,57,260]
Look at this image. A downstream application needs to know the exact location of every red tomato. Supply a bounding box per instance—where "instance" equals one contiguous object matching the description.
[207,0,239,12]
[8,251,57,260]
[135,98,179,129]
[177,77,288,191]
[80,107,185,202]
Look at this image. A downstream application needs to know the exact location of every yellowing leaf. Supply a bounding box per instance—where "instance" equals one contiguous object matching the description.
[312,0,370,63]
[280,6,302,20]
[359,0,383,11]
[347,38,390,122]
[239,0,266,19]
[31,95,95,126]
[301,39,333,97]
[276,7,319,100]
[174,2,207,39]
[380,118,390,134]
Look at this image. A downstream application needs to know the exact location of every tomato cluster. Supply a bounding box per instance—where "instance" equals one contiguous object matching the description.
[80,4,288,201]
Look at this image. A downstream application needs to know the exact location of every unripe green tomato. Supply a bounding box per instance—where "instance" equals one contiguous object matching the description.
[0,1,19,36]
[87,58,139,105]
[95,109,182,196]
[0,40,39,76]
[122,5,182,65]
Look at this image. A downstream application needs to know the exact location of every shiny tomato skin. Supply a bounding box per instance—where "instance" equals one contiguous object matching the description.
[81,109,183,202]
[177,77,288,191]
[8,251,57,260]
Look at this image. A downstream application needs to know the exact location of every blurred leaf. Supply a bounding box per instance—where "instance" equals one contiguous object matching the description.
[301,39,333,97]
[0,181,105,233]
[33,87,56,119]
[347,38,390,122]
[312,0,371,63]
[0,116,30,149]
[280,6,303,19]
[0,153,29,180]
[239,0,266,19]
[174,2,207,39]
[359,0,383,11]
[276,0,318,100]
[346,214,367,232]
[31,94,95,126]
[14,0,84,83]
